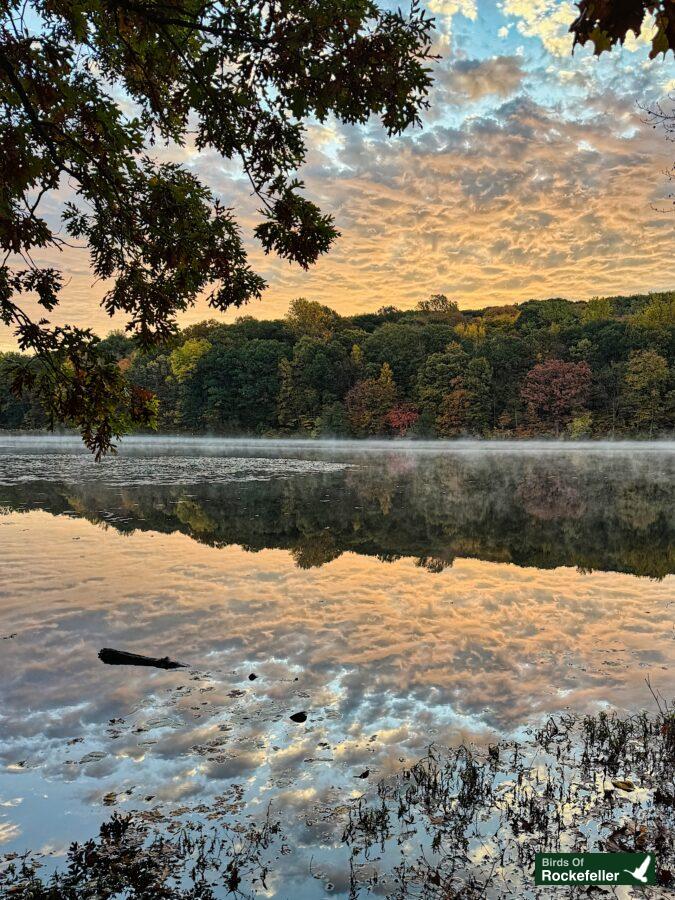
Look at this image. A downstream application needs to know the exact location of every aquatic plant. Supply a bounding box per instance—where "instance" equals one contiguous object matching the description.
[2,710,673,898]
[0,802,281,899]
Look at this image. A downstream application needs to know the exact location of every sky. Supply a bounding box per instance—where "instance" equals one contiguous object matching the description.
[2,0,675,348]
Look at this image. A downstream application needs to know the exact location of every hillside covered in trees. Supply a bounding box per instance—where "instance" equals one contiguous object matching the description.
[1,293,673,439]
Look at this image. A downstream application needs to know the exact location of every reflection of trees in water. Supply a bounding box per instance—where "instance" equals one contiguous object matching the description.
[291,529,341,569]
[2,453,672,578]
[616,486,661,531]
[517,474,585,521]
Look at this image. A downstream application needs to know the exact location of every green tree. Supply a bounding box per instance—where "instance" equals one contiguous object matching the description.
[169,338,211,382]
[463,357,493,432]
[419,323,457,354]
[592,361,625,437]
[436,380,471,437]
[416,294,460,317]
[622,350,671,437]
[582,296,612,323]
[227,316,294,346]
[129,351,178,430]
[276,357,299,432]
[436,357,492,436]
[285,298,343,340]
[415,342,469,419]
[517,299,580,330]
[276,337,352,431]
[0,0,436,453]
[569,337,593,361]
[631,293,675,334]
[315,401,349,436]
[350,344,364,372]
[184,339,288,431]
[98,330,135,361]
[0,352,47,427]
[363,323,426,393]
[482,332,532,429]
[454,320,487,346]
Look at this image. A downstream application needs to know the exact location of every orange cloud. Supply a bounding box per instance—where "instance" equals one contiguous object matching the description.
[1,54,673,347]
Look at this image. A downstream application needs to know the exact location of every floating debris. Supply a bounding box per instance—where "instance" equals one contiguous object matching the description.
[98,648,187,670]
[612,778,636,792]
[79,751,107,765]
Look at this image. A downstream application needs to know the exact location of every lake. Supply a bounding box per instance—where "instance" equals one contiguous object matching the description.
[0,436,673,896]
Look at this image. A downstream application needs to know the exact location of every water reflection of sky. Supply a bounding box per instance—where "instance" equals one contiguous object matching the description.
[0,441,673,895]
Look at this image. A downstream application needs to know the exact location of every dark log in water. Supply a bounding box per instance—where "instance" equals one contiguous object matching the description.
[98,648,186,669]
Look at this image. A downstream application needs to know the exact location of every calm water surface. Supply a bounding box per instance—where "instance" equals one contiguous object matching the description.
[0,437,673,895]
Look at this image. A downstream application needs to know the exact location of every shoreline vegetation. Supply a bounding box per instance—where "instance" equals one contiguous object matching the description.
[1,293,674,443]
[2,706,674,898]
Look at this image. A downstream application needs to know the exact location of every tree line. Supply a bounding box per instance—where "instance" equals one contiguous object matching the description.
[1,292,673,439]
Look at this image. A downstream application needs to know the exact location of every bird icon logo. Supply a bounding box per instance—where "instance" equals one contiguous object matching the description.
[623,855,651,884]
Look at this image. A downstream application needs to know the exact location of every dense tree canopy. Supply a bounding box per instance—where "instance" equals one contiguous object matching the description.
[2,292,673,439]
[0,0,435,455]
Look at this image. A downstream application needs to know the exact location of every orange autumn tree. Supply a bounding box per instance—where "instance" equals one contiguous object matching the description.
[346,363,397,435]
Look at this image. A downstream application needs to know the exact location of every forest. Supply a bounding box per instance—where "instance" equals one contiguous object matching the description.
[1,292,673,439]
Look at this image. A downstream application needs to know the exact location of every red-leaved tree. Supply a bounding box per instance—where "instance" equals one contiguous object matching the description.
[520,359,591,435]
[385,404,419,436]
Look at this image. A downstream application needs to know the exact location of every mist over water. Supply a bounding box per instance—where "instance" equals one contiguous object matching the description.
[0,435,673,895]
[2,432,675,456]
[1,433,672,577]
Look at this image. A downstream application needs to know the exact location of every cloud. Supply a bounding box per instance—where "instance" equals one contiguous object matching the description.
[427,0,477,47]
[0,822,21,845]
[499,0,577,56]
[1,86,672,341]
[441,56,526,101]
[501,0,656,58]
[0,4,673,346]
[428,0,476,13]
[238,91,674,316]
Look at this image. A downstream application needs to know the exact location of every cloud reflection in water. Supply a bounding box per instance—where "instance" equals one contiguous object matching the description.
[0,441,672,891]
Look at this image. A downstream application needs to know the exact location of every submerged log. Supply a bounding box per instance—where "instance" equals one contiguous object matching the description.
[98,648,186,670]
